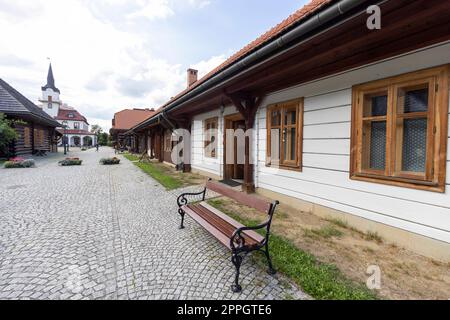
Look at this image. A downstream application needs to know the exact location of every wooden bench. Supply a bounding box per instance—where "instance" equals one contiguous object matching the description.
[177,179,279,293]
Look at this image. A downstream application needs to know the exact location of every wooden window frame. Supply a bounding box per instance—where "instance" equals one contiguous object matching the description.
[266,98,304,171]
[23,126,31,148]
[350,65,449,193]
[164,130,172,153]
[204,117,218,159]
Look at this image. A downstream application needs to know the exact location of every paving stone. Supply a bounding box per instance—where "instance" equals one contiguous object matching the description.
[0,148,307,300]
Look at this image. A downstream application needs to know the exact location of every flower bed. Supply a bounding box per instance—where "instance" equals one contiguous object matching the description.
[59,158,83,166]
[99,157,120,165]
[3,158,35,169]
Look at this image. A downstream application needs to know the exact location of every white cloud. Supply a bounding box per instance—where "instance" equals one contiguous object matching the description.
[192,54,227,79]
[188,0,212,9]
[126,0,174,21]
[0,0,220,132]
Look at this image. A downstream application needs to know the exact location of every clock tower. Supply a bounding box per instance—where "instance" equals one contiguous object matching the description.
[39,63,61,118]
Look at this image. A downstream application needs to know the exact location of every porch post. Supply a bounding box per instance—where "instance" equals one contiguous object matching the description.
[226,93,262,194]
[174,119,192,173]
[159,127,164,163]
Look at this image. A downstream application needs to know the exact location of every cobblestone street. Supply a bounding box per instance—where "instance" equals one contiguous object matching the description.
[0,148,306,300]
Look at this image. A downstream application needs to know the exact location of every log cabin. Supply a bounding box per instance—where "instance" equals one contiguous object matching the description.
[126,0,450,261]
[0,78,61,157]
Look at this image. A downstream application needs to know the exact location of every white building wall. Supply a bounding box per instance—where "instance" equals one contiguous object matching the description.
[255,41,450,244]
[191,105,240,177]
[188,41,450,244]
[40,88,61,118]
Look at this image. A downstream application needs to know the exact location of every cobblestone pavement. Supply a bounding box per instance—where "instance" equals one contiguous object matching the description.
[0,148,307,300]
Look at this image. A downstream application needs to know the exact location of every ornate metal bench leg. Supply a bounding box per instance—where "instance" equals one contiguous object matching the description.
[231,253,243,293]
[264,243,276,275]
[178,208,185,229]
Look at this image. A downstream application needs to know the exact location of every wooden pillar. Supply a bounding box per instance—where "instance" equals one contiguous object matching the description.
[226,93,262,194]
[174,119,192,173]
[159,127,164,163]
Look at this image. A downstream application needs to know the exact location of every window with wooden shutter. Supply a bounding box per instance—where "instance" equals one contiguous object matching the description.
[266,98,303,170]
[164,130,172,152]
[24,127,31,147]
[204,117,218,158]
[351,65,449,192]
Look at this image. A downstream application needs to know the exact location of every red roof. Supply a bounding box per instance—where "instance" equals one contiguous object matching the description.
[56,108,89,123]
[159,0,332,110]
[112,108,156,130]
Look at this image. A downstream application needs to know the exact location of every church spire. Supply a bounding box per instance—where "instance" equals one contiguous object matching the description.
[42,63,60,94]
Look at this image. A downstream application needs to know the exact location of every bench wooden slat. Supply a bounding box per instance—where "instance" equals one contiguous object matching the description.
[182,205,232,249]
[199,202,264,244]
[190,204,237,238]
[187,204,260,247]
[183,203,263,249]
[206,181,272,214]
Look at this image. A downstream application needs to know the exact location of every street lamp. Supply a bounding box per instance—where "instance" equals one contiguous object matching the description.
[62,120,68,155]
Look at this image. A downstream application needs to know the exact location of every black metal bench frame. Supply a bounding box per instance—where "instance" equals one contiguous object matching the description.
[177,179,279,293]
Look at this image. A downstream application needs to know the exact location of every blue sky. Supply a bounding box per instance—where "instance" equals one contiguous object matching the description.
[0,0,309,130]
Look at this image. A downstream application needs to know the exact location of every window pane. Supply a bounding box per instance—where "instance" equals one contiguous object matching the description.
[284,108,297,126]
[271,110,281,126]
[362,121,386,170]
[270,128,280,163]
[401,118,427,172]
[283,127,296,162]
[363,92,388,117]
[398,85,428,113]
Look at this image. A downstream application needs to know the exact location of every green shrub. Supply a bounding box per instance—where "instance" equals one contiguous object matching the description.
[0,113,18,158]
[20,159,35,168]
[59,158,82,166]
[100,157,120,165]
[3,159,35,168]
[4,161,23,168]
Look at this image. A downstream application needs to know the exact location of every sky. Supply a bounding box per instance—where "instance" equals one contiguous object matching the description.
[0,0,309,131]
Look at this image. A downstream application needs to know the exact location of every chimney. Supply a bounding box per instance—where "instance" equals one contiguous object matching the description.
[187,68,198,87]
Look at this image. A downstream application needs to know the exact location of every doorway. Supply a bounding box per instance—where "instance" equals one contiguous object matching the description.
[223,113,246,182]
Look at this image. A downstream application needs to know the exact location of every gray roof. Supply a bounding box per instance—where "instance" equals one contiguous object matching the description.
[0,78,60,127]
[41,63,60,94]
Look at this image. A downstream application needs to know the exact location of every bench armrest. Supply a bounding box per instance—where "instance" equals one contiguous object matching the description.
[230,220,270,251]
[230,200,279,251]
[177,188,207,208]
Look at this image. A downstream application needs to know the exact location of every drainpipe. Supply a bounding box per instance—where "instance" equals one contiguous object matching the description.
[160,111,177,131]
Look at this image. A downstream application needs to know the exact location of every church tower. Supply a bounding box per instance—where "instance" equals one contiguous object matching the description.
[39,63,61,118]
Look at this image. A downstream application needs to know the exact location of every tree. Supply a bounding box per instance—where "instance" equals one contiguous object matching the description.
[0,113,18,158]
[91,124,103,135]
[98,132,109,146]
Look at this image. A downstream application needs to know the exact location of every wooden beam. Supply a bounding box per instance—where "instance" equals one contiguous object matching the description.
[225,92,264,193]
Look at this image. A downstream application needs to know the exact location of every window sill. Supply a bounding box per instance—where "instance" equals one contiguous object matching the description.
[350,173,445,193]
[266,164,302,172]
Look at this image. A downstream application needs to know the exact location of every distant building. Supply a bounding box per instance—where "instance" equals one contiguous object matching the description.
[110,108,155,149]
[0,78,61,157]
[39,64,96,147]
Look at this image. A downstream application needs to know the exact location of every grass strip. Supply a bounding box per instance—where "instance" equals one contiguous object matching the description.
[208,199,378,300]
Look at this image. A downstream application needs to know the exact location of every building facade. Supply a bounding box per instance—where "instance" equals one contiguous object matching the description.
[0,79,61,157]
[39,64,96,147]
[125,0,450,261]
[110,108,155,150]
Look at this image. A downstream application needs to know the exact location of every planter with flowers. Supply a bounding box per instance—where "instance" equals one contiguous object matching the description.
[99,157,120,165]
[4,157,35,169]
[59,158,83,166]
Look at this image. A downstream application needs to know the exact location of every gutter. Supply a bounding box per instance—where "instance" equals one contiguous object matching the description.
[132,0,369,132]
